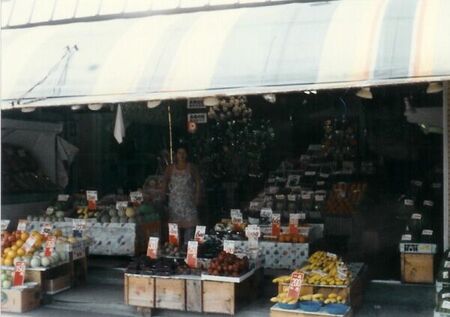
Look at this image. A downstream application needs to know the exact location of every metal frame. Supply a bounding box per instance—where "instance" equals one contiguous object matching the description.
[444,81,449,250]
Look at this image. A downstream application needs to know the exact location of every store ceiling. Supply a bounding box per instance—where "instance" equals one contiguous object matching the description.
[2,0,450,110]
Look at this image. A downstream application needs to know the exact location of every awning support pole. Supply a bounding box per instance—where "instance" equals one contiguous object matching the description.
[168,104,173,164]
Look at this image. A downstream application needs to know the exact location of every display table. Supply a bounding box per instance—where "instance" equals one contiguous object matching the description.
[124,267,263,315]
[400,243,436,284]
[270,304,352,317]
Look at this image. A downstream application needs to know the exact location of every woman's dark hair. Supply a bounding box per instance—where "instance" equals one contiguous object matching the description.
[175,144,189,156]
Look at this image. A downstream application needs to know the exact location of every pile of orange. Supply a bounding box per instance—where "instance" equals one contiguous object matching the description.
[1,230,44,266]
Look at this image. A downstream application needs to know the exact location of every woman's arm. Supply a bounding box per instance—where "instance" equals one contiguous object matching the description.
[161,165,172,201]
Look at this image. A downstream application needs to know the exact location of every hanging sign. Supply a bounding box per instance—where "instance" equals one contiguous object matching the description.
[223,240,235,254]
[17,219,28,232]
[86,190,98,210]
[423,200,434,207]
[1,220,10,231]
[194,226,206,243]
[130,191,144,204]
[168,223,179,246]
[57,194,70,202]
[404,199,414,206]
[272,213,281,236]
[260,208,273,219]
[289,214,300,235]
[44,236,56,257]
[40,223,53,237]
[287,272,304,299]
[23,236,37,253]
[245,225,260,250]
[13,261,26,286]
[411,213,422,220]
[186,241,198,268]
[187,113,207,124]
[187,98,206,109]
[147,237,159,259]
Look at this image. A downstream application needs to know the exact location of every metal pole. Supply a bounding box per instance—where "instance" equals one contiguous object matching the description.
[168,104,173,164]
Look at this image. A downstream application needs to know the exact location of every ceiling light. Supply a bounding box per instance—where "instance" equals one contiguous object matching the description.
[147,100,161,109]
[88,103,103,111]
[356,87,373,99]
[311,90,317,94]
[304,91,311,95]
[21,107,35,113]
[203,97,220,107]
[71,105,82,111]
[426,82,443,94]
[263,94,276,103]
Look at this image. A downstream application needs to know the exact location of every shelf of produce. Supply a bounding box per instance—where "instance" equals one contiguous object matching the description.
[201,268,256,283]
[278,263,365,309]
[270,304,353,317]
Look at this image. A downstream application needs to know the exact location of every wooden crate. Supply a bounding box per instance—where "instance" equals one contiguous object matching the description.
[401,253,434,284]
[270,304,353,317]
[124,274,155,308]
[45,274,71,295]
[69,247,89,286]
[202,268,263,315]
[155,277,185,310]
[1,285,41,313]
[186,279,202,312]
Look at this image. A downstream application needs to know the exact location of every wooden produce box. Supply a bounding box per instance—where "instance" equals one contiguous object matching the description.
[270,304,353,317]
[155,277,185,310]
[401,253,434,284]
[124,274,155,308]
[278,264,365,309]
[45,274,71,295]
[1,285,41,313]
[68,246,89,286]
[202,268,263,315]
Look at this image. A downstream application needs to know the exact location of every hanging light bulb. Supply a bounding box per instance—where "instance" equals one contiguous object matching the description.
[426,82,443,94]
[203,97,220,107]
[356,87,373,99]
[21,107,35,113]
[147,100,161,108]
[311,90,317,94]
[88,103,103,111]
[71,105,82,111]
[304,91,310,95]
[263,93,276,103]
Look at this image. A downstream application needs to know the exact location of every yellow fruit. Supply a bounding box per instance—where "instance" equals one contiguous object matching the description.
[20,232,29,241]
[11,245,18,251]
[4,258,13,266]
[3,247,11,256]
[7,250,17,259]
[17,248,25,256]
[15,240,24,248]
[270,297,279,303]
[31,231,40,237]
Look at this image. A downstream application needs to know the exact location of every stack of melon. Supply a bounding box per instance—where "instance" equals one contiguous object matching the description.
[95,205,136,224]
[27,207,66,222]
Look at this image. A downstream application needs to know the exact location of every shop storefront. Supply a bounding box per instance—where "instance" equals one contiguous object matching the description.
[1,0,450,316]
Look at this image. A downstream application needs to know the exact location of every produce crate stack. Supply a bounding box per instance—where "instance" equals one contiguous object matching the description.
[398,179,439,284]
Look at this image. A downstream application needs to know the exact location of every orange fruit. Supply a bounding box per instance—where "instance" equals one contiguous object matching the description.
[31,231,39,237]
[11,245,18,251]
[17,248,25,256]
[3,247,11,255]
[20,232,29,241]
[34,239,42,248]
[15,240,24,248]
[4,258,13,266]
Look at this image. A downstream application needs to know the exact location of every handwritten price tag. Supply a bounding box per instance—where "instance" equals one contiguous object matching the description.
[260,208,273,218]
[186,241,198,268]
[23,236,36,253]
[86,190,98,210]
[17,219,28,232]
[272,213,281,236]
[73,241,85,260]
[223,240,235,254]
[231,209,243,224]
[45,236,56,257]
[168,223,179,246]
[289,214,300,235]
[72,219,87,238]
[1,220,10,231]
[57,194,70,202]
[13,261,26,286]
[194,226,206,243]
[116,201,128,212]
[287,272,304,299]
[40,223,53,237]
[245,225,260,250]
[147,237,159,259]
[130,191,144,203]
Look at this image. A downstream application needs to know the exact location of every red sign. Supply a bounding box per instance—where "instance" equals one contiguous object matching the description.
[287,272,304,299]
[45,236,56,257]
[272,213,281,236]
[289,214,299,235]
[13,261,26,286]
[168,223,179,246]
[186,241,198,268]
[147,237,159,259]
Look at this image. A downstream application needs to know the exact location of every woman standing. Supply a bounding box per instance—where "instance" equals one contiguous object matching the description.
[162,145,201,245]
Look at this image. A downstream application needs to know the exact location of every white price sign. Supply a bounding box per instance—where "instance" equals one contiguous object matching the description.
[130,191,144,203]
[194,226,206,243]
[86,190,98,201]
[223,240,235,254]
[57,194,70,202]
[231,209,243,224]
[147,237,159,259]
[260,208,273,218]
[1,220,10,231]
[116,201,128,212]
[17,219,28,232]
[73,241,85,260]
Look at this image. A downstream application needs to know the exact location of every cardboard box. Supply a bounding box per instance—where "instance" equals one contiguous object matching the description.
[1,285,41,313]
[45,274,71,295]
[401,253,434,283]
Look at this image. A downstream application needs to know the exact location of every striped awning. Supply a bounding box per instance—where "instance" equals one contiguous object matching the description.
[2,0,450,109]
